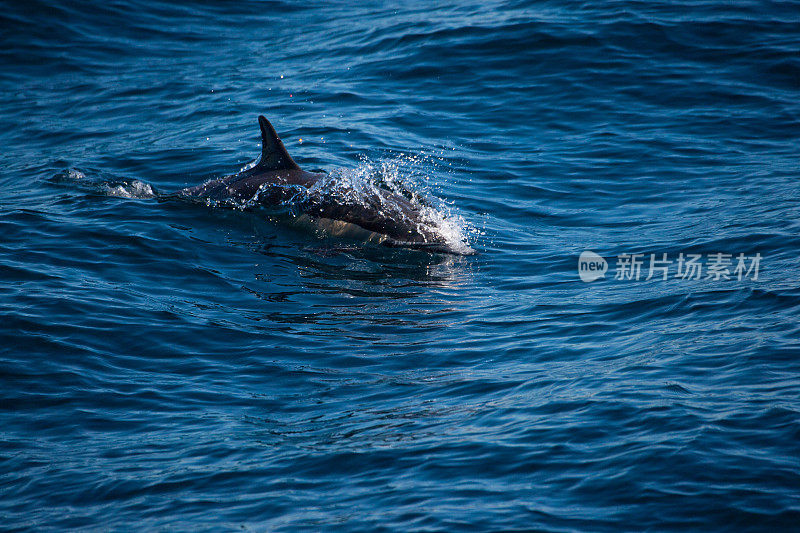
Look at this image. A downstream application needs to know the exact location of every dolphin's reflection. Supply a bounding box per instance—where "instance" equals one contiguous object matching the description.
[239,235,475,333]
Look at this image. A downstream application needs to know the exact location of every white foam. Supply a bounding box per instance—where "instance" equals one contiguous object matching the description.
[66,169,86,181]
[104,180,157,199]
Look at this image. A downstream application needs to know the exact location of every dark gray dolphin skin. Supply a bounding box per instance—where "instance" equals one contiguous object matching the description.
[176,116,452,251]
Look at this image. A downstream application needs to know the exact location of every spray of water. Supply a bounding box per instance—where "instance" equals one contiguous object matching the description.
[103,180,157,199]
[292,153,475,254]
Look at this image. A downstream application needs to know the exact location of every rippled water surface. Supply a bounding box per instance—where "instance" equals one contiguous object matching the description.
[2,1,799,530]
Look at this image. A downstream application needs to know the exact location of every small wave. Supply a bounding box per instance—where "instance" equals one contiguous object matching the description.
[64,168,87,181]
[50,168,88,184]
[53,169,158,200]
[103,180,157,199]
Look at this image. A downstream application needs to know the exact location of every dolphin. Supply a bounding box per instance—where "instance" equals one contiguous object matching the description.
[174,116,460,253]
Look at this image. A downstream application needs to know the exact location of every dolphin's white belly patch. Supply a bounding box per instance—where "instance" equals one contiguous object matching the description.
[295,214,391,244]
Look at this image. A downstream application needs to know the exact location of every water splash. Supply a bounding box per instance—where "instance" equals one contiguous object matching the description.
[53,169,158,200]
[207,152,476,254]
[64,168,87,182]
[301,154,476,254]
[103,180,157,199]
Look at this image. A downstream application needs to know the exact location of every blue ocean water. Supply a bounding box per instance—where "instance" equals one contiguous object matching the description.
[2,0,799,529]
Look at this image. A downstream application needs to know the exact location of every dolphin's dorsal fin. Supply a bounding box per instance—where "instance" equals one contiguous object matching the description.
[255,115,300,171]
